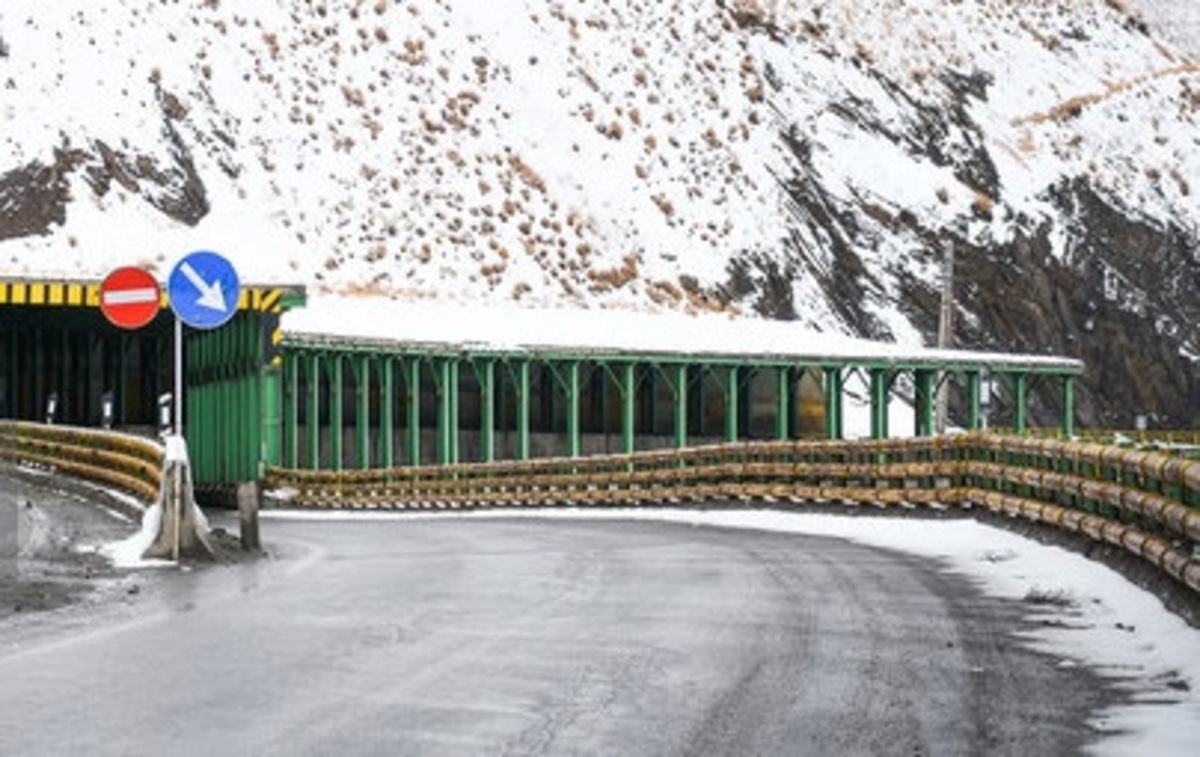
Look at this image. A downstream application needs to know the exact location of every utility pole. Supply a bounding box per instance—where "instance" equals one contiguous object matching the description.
[935,233,954,433]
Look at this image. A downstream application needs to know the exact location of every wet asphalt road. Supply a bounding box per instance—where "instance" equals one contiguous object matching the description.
[0,502,1113,756]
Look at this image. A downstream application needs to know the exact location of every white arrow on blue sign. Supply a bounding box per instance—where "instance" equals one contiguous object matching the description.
[167,250,241,330]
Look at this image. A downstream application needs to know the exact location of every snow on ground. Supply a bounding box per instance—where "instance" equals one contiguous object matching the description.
[1131,0,1200,58]
[265,506,1200,756]
[98,503,173,570]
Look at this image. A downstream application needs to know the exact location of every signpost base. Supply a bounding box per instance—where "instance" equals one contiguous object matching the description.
[142,436,214,561]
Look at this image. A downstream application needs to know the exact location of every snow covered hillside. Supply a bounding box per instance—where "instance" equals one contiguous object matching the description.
[1,0,1198,426]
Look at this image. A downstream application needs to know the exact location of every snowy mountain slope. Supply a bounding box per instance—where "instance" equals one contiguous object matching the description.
[1132,0,1200,57]
[1,0,1198,426]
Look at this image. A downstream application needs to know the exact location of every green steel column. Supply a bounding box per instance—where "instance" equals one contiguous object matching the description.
[966,371,982,430]
[191,381,204,480]
[567,361,581,458]
[308,352,321,470]
[725,365,739,443]
[1061,375,1075,439]
[355,354,371,469]
[914,369,935,437]
[518,360,531,461]
[823,367,843,440]
[870,368,890,440]
[331,354,344,471]
[285,352,299,468]
[229,354,240,482]
[248,367,263,481]
[675,363,688,450]
[262,364,282,471]
[776,367,791,441]
[208,333,220,480]
[235,336,246,480]
[437,359,451,465]
[380,357,394,468]
[480,359,495,462]
[229,371,238,480]
[217,377,227,481]
[216,374,226,480]
[449,360,460,465]
[219,379,230,482]
[1013,373,1028,434]
[622,362,636,454]
[406,358,421,466]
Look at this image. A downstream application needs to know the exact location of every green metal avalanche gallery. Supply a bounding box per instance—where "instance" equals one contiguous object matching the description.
[0,276,1083,493]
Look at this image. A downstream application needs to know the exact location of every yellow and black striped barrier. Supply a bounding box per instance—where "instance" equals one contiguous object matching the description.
[0,280,103,307]
[0,278,290,314]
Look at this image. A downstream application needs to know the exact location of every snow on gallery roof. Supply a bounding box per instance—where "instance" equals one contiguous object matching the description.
[283,295,1083,373]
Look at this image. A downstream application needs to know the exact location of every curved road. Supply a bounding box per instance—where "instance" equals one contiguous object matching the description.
[0,508,1113,755]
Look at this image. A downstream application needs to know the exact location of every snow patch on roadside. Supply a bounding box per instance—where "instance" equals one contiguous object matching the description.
[98,503,172,569]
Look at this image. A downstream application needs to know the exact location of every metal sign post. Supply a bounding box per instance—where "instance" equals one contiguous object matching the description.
[175,316,184,437]
[167,250,241,438]
[159,250,240,561]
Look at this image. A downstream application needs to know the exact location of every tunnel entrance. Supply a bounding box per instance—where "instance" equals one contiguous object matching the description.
[0,281,173,431]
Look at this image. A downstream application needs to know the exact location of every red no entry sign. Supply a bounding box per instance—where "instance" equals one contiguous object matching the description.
[100,266,161,329]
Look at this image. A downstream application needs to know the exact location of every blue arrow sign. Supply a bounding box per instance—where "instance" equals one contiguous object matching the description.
[168,250,240,330]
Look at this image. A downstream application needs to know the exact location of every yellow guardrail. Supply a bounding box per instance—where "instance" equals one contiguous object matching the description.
[265,432,1200,594]
[0,420,165,503]
[999,428,1200,456]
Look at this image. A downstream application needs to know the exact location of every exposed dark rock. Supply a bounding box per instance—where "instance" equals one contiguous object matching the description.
[719,253,798,320]
[769,128,892,340]
[1044,179,1200,427]
[0,147,85,241]
[2,84,209,244]
[747,56,1200,430]
[889,179,1200,429]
